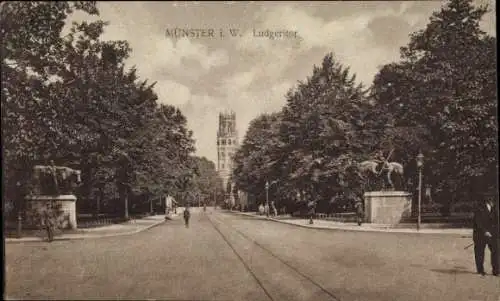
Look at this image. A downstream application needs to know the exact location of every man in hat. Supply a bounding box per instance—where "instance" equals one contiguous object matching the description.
[472,194,499,276]
[43,210,56,242]
[355,200,364,226]
[307,198,316,224]
[183,205,191,228]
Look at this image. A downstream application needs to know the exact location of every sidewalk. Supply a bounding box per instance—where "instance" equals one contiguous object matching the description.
[228,211,472,237]
[5,214,178,243]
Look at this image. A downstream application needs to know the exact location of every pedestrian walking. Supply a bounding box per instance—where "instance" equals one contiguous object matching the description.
[307,200,316,224]
[43,210,55,242]
[472,195,499,276]
[183,206,191,228]
[271,201,278,217]
[258,204,265,215]
[355,200,364,226]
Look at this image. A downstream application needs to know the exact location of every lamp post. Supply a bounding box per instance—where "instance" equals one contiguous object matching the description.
[17,211,23,239]
[16,181,22,238]
[416,152,424,231]
[265,180,279,217]
[309,167,321,225]
[265,181,269,218]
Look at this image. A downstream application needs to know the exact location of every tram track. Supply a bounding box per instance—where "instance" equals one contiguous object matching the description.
[207,213,340,301]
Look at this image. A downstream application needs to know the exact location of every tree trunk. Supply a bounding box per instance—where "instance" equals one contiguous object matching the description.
[84,162,93,210]
[124,190,129,220]
[96,187,101,217]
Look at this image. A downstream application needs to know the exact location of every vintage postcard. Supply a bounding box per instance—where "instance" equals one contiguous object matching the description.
[3,1,498,300]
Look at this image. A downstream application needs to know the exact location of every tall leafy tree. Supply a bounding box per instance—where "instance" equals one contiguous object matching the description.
[132,105,196,201]
[372,0,497,207]
[188,156,224,206]
[279,53,369,208]
[2,2,197,220]
[232,112,283,201]
[234,53,373,212]
[2,2,100,203]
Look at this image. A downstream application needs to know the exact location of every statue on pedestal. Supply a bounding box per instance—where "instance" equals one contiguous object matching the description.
[24,161,82,231]
[31,161,82,195]
[357,148,412,224]
[358,149,404,190]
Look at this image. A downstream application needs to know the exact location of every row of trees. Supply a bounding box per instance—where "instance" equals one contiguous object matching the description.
[2,2,221,218]
[232,0,497,214]
[182,156,224,207]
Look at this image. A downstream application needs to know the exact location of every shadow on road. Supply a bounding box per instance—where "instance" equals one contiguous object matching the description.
[431,268,476,275]
[230,215,264,220]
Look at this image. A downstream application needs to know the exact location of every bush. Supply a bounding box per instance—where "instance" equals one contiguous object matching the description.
[421,203,444,214]
[450,201,475,213]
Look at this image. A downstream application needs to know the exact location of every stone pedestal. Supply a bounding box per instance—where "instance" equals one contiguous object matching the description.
[364,191,412,224]
[24,195,77,229]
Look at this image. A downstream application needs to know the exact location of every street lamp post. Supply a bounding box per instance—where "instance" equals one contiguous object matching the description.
[265,181,269,218]
[17,211,23,239]
[416,152,424,231]
[16,181,23,238]
[309,167,321,225]
[265,180,279,217]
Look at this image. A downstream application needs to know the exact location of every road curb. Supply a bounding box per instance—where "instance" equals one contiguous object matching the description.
[227,211,472,237]
[4,219,167,244]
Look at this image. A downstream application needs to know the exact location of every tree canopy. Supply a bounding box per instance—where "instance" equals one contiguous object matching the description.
[372,0,497,205]
[232,0,497,214]
[2,2,197,217]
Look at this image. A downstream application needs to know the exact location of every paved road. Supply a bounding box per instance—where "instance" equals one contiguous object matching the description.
[5,209,499,301]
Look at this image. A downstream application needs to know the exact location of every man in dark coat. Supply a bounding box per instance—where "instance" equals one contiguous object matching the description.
[43,210,55,242]
[183,205,191,228]
[355,200,364,226]
[472,196,499,276]
[307,199,316,224]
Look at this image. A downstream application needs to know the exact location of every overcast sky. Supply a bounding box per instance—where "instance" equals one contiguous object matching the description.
[69,1,496,165]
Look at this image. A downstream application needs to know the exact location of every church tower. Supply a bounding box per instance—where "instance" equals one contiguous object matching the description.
[217,110,238,192]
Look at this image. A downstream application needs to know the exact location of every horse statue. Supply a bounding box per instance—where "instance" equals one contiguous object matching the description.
[381,161,404,189]
[32,162,82,195]
[358,159,404,190]
[358,160,380,175]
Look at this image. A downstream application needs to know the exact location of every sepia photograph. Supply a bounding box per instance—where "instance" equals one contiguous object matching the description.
[2,1,499,300]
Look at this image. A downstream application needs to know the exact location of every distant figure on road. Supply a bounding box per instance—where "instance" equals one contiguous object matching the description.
[307,200,316,224]
[203,203,206,212]
[183,206,191,228]
[42,210,55,242]
[472,196,498,276]
[355,200,364,226]
[258,204,265,215]
[271,201,277,217]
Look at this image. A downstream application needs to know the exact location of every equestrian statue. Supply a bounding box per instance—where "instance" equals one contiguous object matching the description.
[31,160,82,195]
[358,149,404,190]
